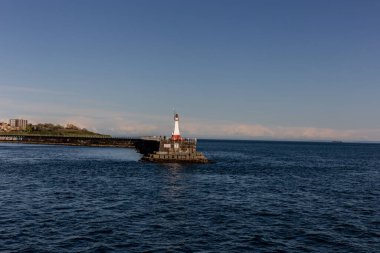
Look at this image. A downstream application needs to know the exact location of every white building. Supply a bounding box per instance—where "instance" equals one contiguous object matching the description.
[9,119,28,130]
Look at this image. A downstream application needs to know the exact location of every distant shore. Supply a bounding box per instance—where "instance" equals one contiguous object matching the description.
[0,122,110,137]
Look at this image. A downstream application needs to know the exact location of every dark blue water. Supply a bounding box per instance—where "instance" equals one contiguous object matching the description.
[0,141,379,252]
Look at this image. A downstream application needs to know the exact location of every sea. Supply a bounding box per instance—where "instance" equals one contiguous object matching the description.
[0,140,379,252]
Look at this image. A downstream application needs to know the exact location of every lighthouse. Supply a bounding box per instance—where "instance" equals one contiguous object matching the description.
[142,112,209,163]
[171,113,182,141]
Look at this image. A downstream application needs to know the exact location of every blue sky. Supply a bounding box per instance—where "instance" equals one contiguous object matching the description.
[1,0,379,140]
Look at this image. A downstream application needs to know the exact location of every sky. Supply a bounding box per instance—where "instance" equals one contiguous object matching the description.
[0,0,379,141]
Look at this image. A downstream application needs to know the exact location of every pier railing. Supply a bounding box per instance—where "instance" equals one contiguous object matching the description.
[0,133,111,138]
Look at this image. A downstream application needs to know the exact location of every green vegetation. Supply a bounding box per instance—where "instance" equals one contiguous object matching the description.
[2,123,110,137]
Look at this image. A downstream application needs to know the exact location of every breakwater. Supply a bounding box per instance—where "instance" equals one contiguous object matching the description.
[0,135,135,147]
[0,135,160,155]
[0,134,206,163]
[142,138,208,163]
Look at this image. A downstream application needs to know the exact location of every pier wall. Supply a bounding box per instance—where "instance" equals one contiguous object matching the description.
[142,138,208,163]
[0,135,137,148]
[0,135,206,163]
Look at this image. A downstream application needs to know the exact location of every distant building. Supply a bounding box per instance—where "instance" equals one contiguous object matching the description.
[9,119,16,127]
[9,119,28,130]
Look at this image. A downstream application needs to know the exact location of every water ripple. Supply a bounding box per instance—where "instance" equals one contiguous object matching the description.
[0,142,379,252]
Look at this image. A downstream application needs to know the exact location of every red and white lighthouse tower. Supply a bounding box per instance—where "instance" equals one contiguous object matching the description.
[171,113,182,141]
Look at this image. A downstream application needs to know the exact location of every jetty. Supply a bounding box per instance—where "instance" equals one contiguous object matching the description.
[141,137,208,163]
[0,114,209,163]
[141,113,208,163]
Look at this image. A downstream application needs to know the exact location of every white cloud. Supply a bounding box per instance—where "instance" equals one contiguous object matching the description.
[182,121,380,141]
[1,94,380,141]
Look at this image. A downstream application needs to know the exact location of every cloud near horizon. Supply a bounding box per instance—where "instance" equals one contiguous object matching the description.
[19,114,380,141]
[181,121,380,141]
[1,92,379,141]
[2,112,380,141]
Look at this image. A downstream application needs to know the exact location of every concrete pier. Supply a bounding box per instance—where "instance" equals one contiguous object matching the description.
[0,134,209,163]
[0,135,136,147]
[142,138,209,163]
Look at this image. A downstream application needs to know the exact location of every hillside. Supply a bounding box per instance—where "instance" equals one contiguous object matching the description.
[1,123,110,137]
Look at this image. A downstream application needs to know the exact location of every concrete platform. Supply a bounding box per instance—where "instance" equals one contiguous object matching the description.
[141,138,209,163]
